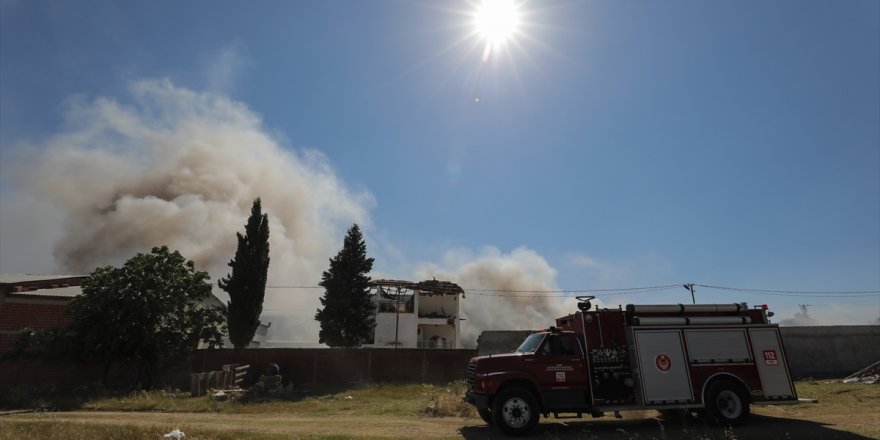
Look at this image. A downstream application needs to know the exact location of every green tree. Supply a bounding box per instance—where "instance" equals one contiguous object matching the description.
[68,246,225,389]
[219,198,271,349]
[315,224,375,347]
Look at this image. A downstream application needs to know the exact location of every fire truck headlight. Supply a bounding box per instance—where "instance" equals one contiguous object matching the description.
[478,380,495,392]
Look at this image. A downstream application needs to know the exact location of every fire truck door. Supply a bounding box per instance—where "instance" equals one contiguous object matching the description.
[526,333,589,409]
[633,330,693,405]
[749,328,796,399]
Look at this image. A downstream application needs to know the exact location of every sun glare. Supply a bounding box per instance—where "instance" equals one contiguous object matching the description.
[475,0,520,48]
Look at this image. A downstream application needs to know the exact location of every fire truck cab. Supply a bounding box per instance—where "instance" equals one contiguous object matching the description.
[464,297,799,436]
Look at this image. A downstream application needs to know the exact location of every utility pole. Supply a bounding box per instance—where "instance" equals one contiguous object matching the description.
[683,283,696,304]
[394,288,401,349]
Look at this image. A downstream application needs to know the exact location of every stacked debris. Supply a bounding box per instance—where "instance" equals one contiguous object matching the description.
[842,360,880,384]
[191,363,249,398]
[247,362,292,400]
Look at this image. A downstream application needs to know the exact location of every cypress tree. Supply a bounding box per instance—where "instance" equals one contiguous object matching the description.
[219,198,270,349]
[315,224,375,347]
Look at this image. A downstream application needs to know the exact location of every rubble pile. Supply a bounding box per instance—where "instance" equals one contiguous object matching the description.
[842,360,880,385]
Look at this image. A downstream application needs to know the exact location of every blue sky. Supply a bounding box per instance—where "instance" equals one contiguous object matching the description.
[1,0,878,332]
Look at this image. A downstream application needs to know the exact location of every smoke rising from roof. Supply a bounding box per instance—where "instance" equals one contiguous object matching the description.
[415,246,576,347]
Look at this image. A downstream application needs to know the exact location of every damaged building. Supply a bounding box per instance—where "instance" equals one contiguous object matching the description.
[366,279,465,349]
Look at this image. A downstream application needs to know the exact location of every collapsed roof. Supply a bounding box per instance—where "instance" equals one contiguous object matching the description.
[369,279,464,296]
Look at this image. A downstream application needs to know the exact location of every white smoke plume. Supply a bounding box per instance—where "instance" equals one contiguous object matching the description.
[9,79,373,341]
[6,79,589,346]
[779,312,820,327]
[415,246,578,348]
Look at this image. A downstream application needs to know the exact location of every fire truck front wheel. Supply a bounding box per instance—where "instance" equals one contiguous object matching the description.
[705,380,750,426]
[492,387,539,436]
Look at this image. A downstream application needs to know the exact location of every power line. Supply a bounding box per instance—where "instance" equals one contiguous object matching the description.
[463,284,681,293]
[695,284,880,298]
[262,283,879,299]
[263,284,682,297]
[463,286,680,298]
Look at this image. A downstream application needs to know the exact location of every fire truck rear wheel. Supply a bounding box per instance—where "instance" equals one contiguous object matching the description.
[492,387,539,436]
[478,408,494,425]
[706,379,750,426]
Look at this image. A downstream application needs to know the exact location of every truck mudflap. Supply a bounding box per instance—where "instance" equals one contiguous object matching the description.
[464,391,491,410]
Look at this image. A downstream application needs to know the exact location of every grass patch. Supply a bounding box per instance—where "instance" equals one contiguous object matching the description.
[81,389,227,412]
[0,420,382,440]
[751,379,880,438]
[0,383,118,411]
[75,380,477,418]
[795,379,879,402]
[3,379,877,439]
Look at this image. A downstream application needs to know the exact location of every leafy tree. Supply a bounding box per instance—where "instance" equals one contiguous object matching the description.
[68,246,225,389]
[219,198,271,349]
[10,327,76,360]
[315,224,375,347]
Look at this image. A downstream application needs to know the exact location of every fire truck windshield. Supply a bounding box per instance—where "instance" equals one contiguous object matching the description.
[515,333,545,354]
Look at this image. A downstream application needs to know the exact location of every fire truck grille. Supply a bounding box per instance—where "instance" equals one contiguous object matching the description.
[466,363,476,392]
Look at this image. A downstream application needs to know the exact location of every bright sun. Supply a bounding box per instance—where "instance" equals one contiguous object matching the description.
[474,0,520,48]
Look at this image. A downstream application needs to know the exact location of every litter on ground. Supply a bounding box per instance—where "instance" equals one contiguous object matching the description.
[164,428,185,439]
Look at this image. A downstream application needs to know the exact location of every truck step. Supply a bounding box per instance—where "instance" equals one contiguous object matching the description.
[551,412,583,419]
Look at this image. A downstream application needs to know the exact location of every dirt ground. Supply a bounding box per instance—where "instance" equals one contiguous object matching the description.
[3,405,877,440]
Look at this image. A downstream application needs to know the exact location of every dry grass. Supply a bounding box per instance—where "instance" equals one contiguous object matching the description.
[751,379,880,438]
[76,381,477,417]
[0,421,290,440]
[1,380,877,439]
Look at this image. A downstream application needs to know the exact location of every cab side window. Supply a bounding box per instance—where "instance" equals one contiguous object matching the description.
[541,334,575,356]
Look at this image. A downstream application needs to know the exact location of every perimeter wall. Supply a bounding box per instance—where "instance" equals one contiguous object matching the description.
[780,326,879,378]
[191,348,477,385]
[1,326,876,390]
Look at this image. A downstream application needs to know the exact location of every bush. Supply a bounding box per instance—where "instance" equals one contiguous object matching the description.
[0,383,114,410]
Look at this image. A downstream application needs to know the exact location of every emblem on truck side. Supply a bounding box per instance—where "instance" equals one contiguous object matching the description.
[655,354,672,372]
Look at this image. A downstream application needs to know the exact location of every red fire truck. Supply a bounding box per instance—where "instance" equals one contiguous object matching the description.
[464,296,799,436]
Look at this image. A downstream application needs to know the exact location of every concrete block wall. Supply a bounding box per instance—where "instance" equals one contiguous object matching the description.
[3,326,875,390]
[780,326,880,378]
[0,359,138,388]
[0,298,72,353]
[192,348,478,385]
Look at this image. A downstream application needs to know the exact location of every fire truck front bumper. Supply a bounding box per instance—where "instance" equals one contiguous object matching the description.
[464,391,491,410]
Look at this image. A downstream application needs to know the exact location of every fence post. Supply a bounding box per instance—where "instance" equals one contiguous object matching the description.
[367,350,372,382]
[422,350,427,383]
[312,350,318,384]
[190,372,208,397]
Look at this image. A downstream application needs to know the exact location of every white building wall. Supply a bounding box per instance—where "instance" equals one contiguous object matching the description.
[373,313,418,348]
